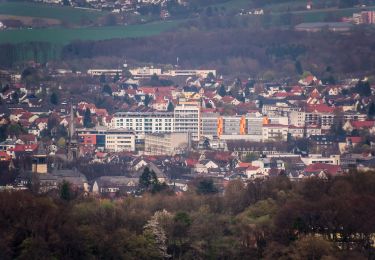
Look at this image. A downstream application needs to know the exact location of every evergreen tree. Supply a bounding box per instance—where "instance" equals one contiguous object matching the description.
[139,167,158,189]
[218,84,226,97]
[144,95,152,107]
[83,108,92,128]
[60,181,72,201]
[368,102,375,119]
[50,92,59,105]
[354,80,371,96]
[295,60,303,75]
[167,101,174,112]
[113,72,120,82]
[99,73,106,83]
[102,85,112,96]
[196,178,218,195]
[11,91,19,103]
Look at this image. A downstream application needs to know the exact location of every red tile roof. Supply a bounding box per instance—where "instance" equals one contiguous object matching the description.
[185,158,198,167]
[306,104,336,113]
[246,165,260,171]
[10,144,38,152]
[346,136,362,144]
[305,163,342,176]
[351,120,375,129]
[237,162,252,168]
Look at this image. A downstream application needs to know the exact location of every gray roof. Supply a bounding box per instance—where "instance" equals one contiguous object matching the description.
[95,176,139,187]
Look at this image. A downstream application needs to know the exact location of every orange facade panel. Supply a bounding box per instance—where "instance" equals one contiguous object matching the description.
[81,134,97,145]
[240,116,246,135]
[217,117,223,136]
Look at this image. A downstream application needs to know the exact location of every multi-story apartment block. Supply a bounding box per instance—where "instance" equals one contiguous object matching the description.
[144,132,190,156]
[289,110,306,127]
[262,100,299,117]
[174,104,200,141]
[200,112,220,138]
[218,116,246,136]
[77,127,135,152]
[262,124,289,142]
[112,111,174,139]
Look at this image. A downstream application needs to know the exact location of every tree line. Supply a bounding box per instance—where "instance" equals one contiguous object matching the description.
[0,171,375,259]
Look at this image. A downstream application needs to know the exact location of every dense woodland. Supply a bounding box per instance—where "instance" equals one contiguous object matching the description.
[2,26,375,79]
[61,26,375,78]
[1,172,375,259]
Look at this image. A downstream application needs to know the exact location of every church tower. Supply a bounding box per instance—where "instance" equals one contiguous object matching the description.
[67,102,78,161]
[32,142,48,174]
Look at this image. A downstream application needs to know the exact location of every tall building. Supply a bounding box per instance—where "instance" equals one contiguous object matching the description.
[32,143,48,174]
[174,104,200,141]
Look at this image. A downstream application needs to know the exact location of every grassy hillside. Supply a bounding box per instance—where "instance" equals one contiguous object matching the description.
[0,2,105,24]
[0,20,181,44]
[288,5,375,22]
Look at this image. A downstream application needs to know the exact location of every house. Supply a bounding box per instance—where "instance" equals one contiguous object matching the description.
[92,176,139,195]
[252,158,285,175]
[132,157,148,171]
[298,75,322,86]
[51,169,89,193]
[18,134,37,144]
[245,165,262,179]
[304,163,343,178]
[338,136,363,153]
[0,151,11,161]
[325,85,342,96]
[199,159,219,169]
[343,120,375,133]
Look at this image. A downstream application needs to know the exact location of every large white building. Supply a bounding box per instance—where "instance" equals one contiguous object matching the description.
[128,66,216,79]
[112,111,174,139]
[144,132,190,155]
[174,104,200,141]
[87,69,123,76]
[111,108,291,143]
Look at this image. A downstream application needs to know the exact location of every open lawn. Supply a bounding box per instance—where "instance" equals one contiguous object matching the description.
[0,20,182,44]
[0,2,105,25]
[289,5,375,22]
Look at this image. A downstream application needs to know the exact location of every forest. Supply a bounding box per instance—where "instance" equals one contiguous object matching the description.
[1,171,375,259]
[2,25,375,79]
[60,26,375,79]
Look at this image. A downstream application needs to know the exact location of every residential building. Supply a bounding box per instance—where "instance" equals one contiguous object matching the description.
[301,154,341,165]
[144,132,189,155]
[262,124,289,142]
[112,111,174,139]
[87,69,122,76]
[174,104,200,141]
[289,110,306,127]
[77,127,136,152]
[200,112,220,138]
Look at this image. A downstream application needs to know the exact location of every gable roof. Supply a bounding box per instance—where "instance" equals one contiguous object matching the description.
[304,163,342,176]
[351,120,375,129]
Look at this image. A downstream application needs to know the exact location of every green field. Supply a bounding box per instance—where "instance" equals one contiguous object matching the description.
[0,2,105,24]
[289,6,375,23]
[0,20,181,44]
